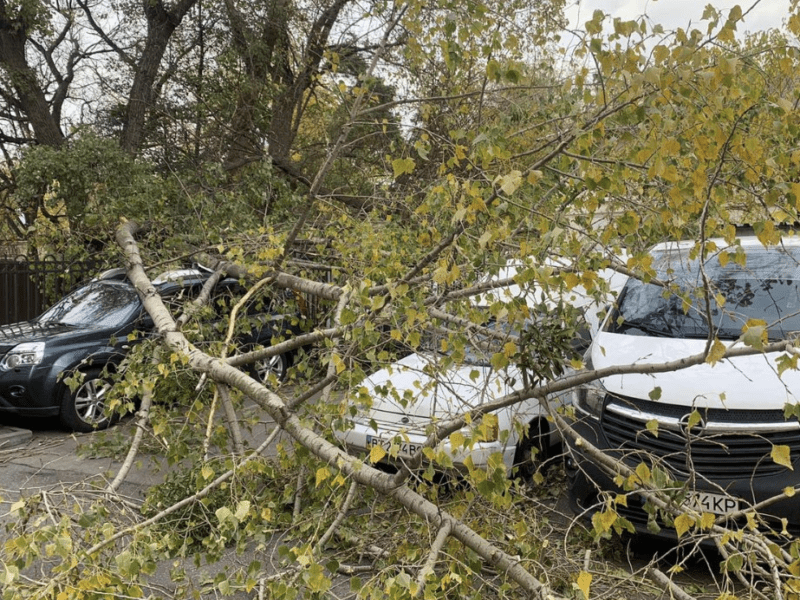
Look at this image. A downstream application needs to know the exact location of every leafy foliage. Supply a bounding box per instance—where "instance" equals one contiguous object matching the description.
[4,1,800,599]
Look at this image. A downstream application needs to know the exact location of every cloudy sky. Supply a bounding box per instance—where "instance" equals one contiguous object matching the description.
[565,0,792,33]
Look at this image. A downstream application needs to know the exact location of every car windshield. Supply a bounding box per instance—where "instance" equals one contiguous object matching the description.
[612,244,800,340]
[37,282,142,328]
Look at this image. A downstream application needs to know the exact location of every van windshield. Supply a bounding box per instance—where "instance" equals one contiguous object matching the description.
[611,244,800,340]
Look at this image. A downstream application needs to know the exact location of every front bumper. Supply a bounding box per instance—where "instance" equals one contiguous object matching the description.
[0,363,62,417]
[565,409,800,539]
[336,420,517,474]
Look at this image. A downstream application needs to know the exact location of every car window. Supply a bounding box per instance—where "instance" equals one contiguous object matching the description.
[613,244,800,340]
[37,282,142,328]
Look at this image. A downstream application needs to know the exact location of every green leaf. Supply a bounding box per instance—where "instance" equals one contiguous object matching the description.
[740,324,767,350]
[216,506,233,524]
[304,563,331,594]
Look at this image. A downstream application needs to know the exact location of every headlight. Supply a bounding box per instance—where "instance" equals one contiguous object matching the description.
[575,380,606,419]
[1,342,45,370]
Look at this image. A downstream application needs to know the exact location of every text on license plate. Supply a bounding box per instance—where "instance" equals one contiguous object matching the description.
[366,434,420,458]
[690,491,739,515]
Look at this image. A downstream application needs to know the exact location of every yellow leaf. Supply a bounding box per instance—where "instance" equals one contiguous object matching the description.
[785,486,797,498]
[315,467,331,487]
[635,462,651,484]
[331,353,346,374]
[449,431,465,449]
[496,170,523,195]
[526,170,543,184]
[772,445,793,470]
[392,157,416,178]
[235,500,251,521]
[674,513,695,538]
[369,444,387,464]
[594,509,617,533]
[706,338,726,364]
[576,571,592,600]
[700,513,716,530]
[740,323,767,351]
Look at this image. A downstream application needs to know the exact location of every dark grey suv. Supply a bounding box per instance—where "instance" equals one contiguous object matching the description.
[0,269,303,432]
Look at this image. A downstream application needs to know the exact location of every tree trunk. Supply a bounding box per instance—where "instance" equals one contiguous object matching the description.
[0,10,63,147]
[120,0,197,154]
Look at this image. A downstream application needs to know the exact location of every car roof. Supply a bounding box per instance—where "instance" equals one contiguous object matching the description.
[650,235,800,252]
[93,268,219,297]
[475,256,628,311]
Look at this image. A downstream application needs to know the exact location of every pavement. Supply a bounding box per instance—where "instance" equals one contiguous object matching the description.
[0,418,324,599]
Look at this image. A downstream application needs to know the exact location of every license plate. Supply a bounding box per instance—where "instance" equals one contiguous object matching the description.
[690,491,740,515]
[366,434,420,458]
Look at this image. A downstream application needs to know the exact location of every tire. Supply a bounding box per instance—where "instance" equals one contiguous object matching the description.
[59,369,117,432]
[251,352,290,384]
[512,421,546,482]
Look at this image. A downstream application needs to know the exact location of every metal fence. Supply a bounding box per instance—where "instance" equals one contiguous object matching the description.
[0,257,98,325]
[0,258,334,327]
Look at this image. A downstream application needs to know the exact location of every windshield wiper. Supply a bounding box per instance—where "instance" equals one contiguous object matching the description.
[615,319,676,338]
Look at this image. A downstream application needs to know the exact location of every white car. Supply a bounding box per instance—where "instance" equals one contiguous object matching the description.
[567,236,800,536]
[336,324,547,478]
[336,262,628,479]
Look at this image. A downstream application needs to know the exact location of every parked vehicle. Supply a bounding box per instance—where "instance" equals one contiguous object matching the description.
[566,236,800,537]
[335,317,556,478]
[0,267,303,432]
[335,263,627,479]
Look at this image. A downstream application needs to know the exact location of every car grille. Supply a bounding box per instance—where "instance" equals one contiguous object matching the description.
[364,410,432,434]
[601,395,800,478]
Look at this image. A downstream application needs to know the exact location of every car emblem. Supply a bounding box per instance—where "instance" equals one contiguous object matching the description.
[401,416,410,424]
[678,412,706,437]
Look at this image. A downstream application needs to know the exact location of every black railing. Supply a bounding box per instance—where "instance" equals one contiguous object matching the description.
[0,258,333,327]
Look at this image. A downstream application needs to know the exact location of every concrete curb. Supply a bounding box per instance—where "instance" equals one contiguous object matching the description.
[0,426,32,448]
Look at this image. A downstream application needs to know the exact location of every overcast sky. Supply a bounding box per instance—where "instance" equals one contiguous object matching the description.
[565,0,791,34]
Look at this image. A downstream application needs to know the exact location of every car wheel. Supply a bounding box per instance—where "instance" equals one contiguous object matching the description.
[513,423,545,481]
[251,352,290,383]
[59,369,117,432]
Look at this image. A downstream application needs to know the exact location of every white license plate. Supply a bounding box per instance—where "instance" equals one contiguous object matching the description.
[690,491,740,515]
[366,434,420,458]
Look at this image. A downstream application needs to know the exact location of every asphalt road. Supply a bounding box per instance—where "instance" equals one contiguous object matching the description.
[0,417,326,599]
[0,419,726,600]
